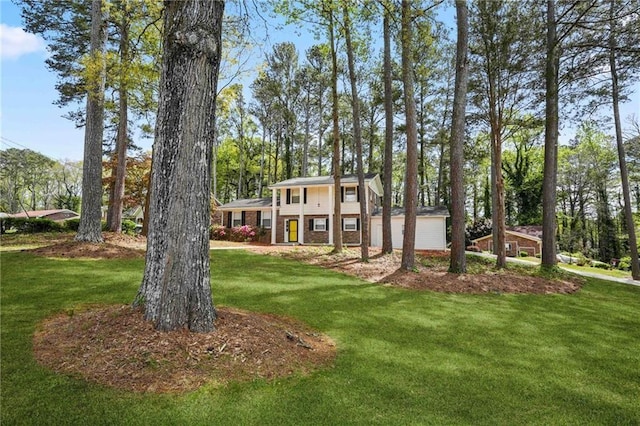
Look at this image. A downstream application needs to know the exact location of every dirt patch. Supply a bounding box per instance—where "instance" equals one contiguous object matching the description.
[33,305,335,393]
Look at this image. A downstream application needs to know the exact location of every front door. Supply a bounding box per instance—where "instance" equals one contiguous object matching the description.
[288,219,298,243]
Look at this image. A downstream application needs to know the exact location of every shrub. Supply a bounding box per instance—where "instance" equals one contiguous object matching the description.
[618,256,632,271]
[65,218,80,231]
[210,225,227,240]
[229,225,257,242]
[591,260,611,270]
[1,217,65,233]
[519,251,529,257]
[121,220,137,236]
[571,252,588,266]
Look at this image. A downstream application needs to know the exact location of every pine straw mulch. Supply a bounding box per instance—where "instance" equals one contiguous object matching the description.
[263,247,583,295]
[29,232,146,259]
[33,305,336,393]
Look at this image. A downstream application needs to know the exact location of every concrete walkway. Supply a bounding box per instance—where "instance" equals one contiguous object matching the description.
[467,251,640,287]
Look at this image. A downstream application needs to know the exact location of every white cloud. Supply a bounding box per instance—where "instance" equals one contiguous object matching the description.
[0,24,46,60]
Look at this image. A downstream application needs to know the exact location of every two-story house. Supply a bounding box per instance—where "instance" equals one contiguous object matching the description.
[218,174,383,246]
[219,173,450,250]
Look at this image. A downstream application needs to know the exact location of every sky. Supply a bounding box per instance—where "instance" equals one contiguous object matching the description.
[1,1,93,161]
[0,1,321,162]
[1,1,638,163]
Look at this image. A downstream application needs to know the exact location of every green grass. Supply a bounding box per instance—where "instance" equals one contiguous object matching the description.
[481,254,633,280]
[559,262,633,279]
[0,231,74,251]
[2,249,640,425]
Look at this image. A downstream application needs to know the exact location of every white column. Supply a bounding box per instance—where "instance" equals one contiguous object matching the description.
[328,185,334,245]
[298,186,304,244]
[271,188,277,244]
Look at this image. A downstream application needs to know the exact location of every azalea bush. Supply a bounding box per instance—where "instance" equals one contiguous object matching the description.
[210,225,227,240]
[230,225,257,242]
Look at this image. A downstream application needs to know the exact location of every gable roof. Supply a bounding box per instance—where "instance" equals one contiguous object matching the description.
[507,225,543,239]
[269,173,376,187]
[218,198,274,210]
[371,206,449,217]
[11,209,79,219]
[472,229,542,243]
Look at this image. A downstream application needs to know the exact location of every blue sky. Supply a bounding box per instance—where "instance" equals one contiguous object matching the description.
[1,1,95,161]
[1,1,638,163]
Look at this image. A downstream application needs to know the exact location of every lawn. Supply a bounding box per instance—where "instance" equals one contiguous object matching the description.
[2,249,639,425]
[492,255,633,280]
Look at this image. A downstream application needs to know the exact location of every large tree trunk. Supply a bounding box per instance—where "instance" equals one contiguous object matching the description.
[134,0,223,332]
[448,0,469,274]
[303,86,311,177]
[609,0,640,280]
[76,0,107,243]
[400,0,418,271]
[107,14,130,233]
[258,128,266,197]
[342,3,368,261]
[382,7,394,254]
[106,11,130,233]
[328,6,342,253]
[541,0,559,269]
[491,126,506,268]
[317,90,325,176]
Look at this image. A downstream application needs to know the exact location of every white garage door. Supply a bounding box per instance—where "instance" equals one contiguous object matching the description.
[370,217,446,250]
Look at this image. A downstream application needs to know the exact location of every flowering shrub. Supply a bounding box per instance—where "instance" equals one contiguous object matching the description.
[210,225,227,240]
[230,225,257,242]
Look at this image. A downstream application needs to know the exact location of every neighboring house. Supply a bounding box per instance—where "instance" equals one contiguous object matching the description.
[370,206,449,250]
[218,174,384,246]
[123,206,144,225]
[10,209,80,222]
[471,229,542,257]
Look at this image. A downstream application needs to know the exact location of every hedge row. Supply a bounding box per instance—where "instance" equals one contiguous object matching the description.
[1,217,138,235]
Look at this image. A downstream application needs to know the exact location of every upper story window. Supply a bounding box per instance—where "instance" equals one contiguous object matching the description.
[344,186,357,202]
[287,188,302,204]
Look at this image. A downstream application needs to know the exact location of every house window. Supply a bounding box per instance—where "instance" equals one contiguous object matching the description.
[505,243,512,251]
[291,189,300,204]
[343,218,358,231]
[313,218,326,231]
[344,187,357,202]
[232,211,242,227]
[261,210,272,229]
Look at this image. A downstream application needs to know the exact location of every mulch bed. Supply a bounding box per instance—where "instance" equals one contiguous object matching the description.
[272,247,582,294]
[33,305,336,393]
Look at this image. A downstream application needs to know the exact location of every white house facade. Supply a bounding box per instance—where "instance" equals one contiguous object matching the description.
[218,174,449,249]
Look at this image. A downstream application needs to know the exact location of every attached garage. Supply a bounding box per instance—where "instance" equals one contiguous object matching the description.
[370,206,449,250]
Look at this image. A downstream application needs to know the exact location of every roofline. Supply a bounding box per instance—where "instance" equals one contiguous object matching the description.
[472,230,542,243]
[218,206,277,211]
[268,174,380,190]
